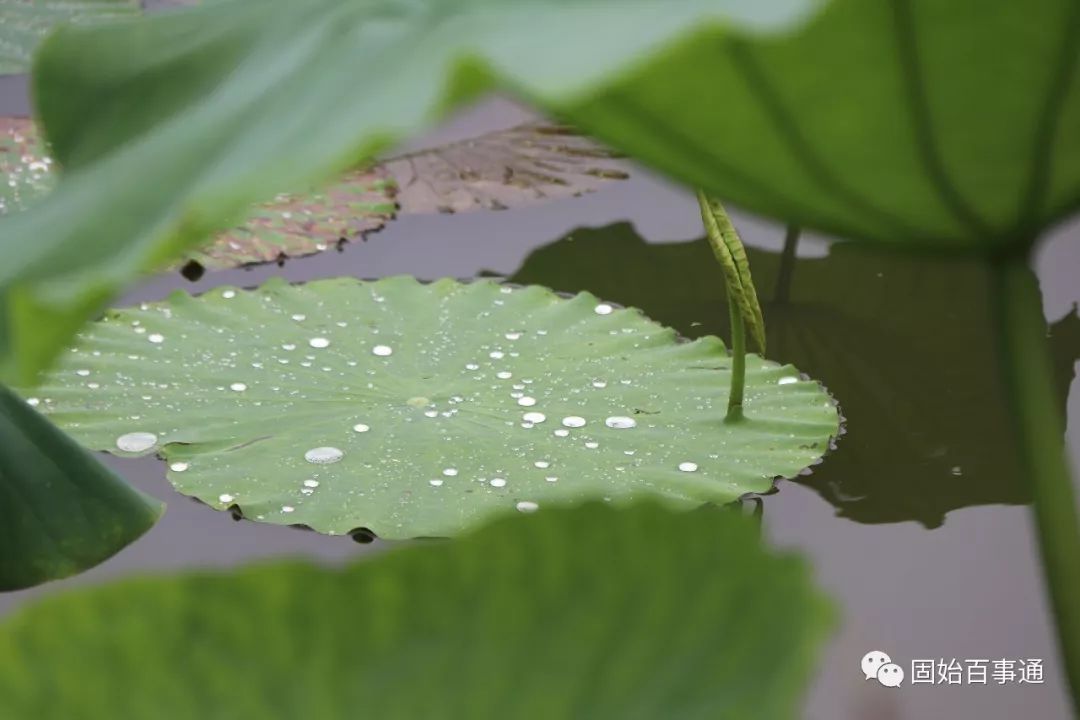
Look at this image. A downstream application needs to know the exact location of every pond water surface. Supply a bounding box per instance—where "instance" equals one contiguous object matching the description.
[2,90,1079,720]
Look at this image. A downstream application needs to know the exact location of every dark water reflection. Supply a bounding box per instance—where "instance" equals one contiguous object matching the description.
[510,223,1080,528]
[1,96,1078,719]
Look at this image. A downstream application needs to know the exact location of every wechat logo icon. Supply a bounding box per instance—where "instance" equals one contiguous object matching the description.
[862,650,904,687]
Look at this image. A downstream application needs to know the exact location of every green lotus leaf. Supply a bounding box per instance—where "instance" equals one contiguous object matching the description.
[24,276,838,539]
[0,385,162,591]
[0,502,833,720]
[0,0,137,75]
[0,0,815,384]
[5,0,1077,383]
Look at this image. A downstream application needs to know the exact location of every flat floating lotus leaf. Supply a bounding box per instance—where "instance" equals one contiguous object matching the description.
[0,0,138,75]
[0,503,833,719]
[386,123,628,215]
[179,167,396,277]
[0,118,53,216]
[27,276,838,538]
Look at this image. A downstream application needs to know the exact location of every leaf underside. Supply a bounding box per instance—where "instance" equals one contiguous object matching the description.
[23,276,839,539]
[5,0,1080,382]
[0,502,834,720]
[0,385,162,591]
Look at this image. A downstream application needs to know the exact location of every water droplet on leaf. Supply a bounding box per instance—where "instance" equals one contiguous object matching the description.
[116,431,157,452]
[305,446,344,464]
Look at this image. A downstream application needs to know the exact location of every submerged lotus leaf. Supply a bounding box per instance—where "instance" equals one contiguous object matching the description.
[26,276,838,539]
[0,118,53,216]
[387,123,629,215]
[0,0,138,75]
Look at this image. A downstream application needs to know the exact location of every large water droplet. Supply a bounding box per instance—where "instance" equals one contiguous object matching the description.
[534,460,551,469]
[516,500,539,513]
[219,493,235,504]
[443,468,458,477]
[170,462,189,472]
[778,376,799,385]
[678,462,699,472]
[562,416,586,428]
[309,337,330,349]
[372,345,393,356]
[490,478,507,488]
[305,446,344,464]
[282,505,295,513]
[222,290,236,299]
[523,411,546,424]
[148,333,165,344]
[353,423,371,433]
[605,416,637,429]
[518,396,537,407]
[230,382,248,392]
[116,431,157,452]
[304,479,320,488]
[429,479,444,487]
[496,371,513,380]
[594,303,614,315]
